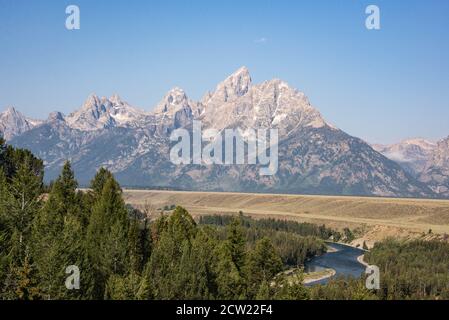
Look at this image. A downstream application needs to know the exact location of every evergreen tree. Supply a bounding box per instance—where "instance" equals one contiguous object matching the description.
[174,230,217,299]
[0,169,10,293]
[9,252,40,300]
[144,207,197,299]
[255,280,270,300]
[3,156,42,265]
[85,175,129,299]
[90,167,114,198]
[214,243,246,299]
[273,273,309,300]
[31,161,84,299]
[245,238,283,298]
[225,217,246,273]
[105,272,150,300]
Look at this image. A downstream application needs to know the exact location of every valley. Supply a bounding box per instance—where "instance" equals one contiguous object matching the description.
[123,189,449,247]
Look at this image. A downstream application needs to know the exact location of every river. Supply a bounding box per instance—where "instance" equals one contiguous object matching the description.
[304,242,366,286]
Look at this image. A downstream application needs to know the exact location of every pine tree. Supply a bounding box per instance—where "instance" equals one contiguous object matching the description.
[11,252,40,300]
[214,243,246,299]
[144,207,198,299]
[105,272,150,300]
[245,238,283,298]
[31,161,84,299]
[273,272,309,300]
[4,156,42,265]
[90,167,114,198]
[166,206,197,244]
[0,169,10,292]
[225,217,246,273]
[255,280,270,300]
[85,175,129,299]
[174,230,216,299]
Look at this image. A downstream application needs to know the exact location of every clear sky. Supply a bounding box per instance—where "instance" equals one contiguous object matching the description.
[1,0,448,144]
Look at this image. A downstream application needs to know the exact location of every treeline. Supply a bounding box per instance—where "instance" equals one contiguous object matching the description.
[199,214,344,241]
[364,239,449,299]
[0,139,311,300]
[199,215,327,266]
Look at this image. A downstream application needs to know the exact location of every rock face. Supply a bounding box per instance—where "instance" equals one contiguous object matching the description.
[372,139,436,177]
[4,67,440,198]
[65,94,149,131]
[419,137,449,197]
[0,107,43,140]
[374,138,449,198]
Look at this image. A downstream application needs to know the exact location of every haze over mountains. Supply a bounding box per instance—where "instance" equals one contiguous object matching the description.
[1,67,447,198]
[373,138,449,197]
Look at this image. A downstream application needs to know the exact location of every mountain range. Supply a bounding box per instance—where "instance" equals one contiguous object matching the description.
[373,138,449,197]
[1,67,447,198]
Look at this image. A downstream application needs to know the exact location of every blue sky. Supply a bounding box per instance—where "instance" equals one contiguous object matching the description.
[0,0,448,144]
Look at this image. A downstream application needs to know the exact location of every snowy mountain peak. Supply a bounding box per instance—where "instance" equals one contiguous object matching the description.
[203,67,252,106]
[222,66,252,97]
[109,93,124,105]
[4,106,18,115]
[66,94,147,131]
[154,87,191,115]
[82,93,101,109]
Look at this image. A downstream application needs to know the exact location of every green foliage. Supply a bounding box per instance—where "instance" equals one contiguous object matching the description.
[309,277,378,300]
[105,272,150,300]
[90,167,114,198]
[343,228,355,243]
[214,242,246,299]
[85,175,130,298]
[364,239,449,299]
[30,161,85,299]
[200,215,327,266]
[245,238,283,298]
[0,139,43,182]
[225,217,246,272]
[200,215,340,240]
[272,272,310,300]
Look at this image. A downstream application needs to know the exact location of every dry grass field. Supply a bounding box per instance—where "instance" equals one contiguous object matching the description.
[123,189,449,246]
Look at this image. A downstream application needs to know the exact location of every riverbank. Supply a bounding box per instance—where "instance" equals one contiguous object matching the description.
[357,254,369,267]
[304,268,336,284]
[304,242,366,285]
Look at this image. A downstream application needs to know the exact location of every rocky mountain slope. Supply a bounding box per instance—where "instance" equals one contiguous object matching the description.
[372,139,436,176]
[1,67,440,198]
[419,137,449,197]
[0,107,43,140]
[374,138,449,198]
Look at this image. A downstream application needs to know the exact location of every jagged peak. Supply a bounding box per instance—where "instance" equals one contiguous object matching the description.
[109,93,122,105]
[5,106,17,113]
[47,111,65,122]
[221,66,252,96]
[166,87,187,99]
[81,93,101,109]
[227,66,250,79]
[154,87,191,114]
[2,106,21,116]
[203,67,252,105]
[0,107,32,122]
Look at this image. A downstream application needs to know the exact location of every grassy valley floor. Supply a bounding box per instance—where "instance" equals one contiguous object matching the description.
[123,189,449,246]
